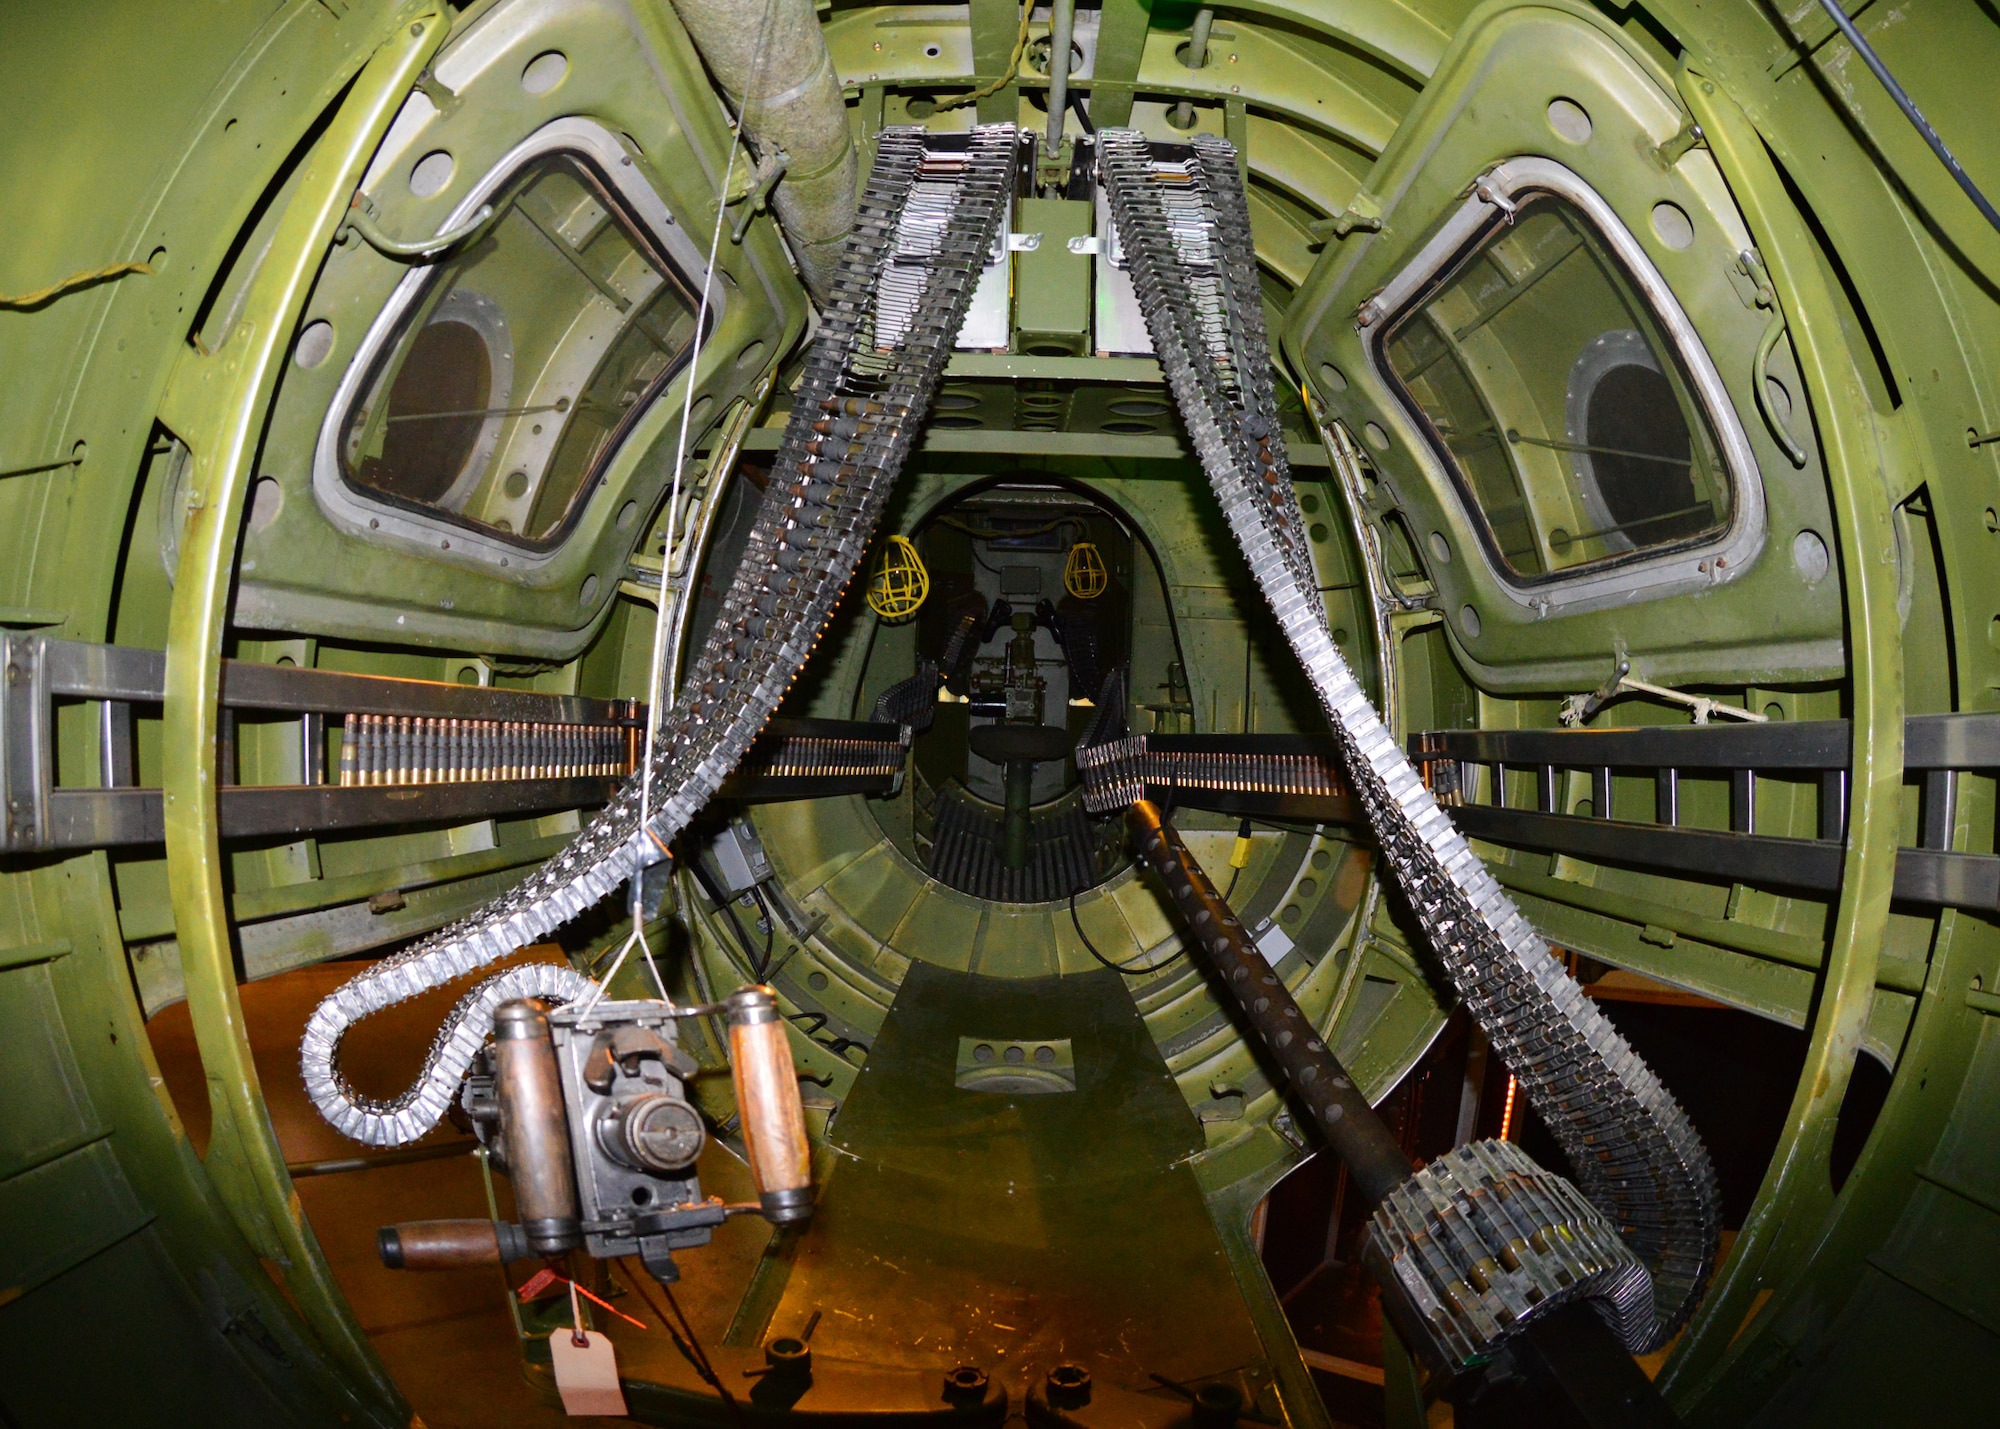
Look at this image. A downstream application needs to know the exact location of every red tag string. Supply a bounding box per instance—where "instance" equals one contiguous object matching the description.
[514,1267,649,1332]
[514,1266,562,1301]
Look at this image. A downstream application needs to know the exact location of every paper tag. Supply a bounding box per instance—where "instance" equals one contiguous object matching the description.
[1254,918,1293,966]
[551,1330,628,1416]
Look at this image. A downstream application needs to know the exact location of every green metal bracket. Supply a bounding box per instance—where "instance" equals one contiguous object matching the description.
[1034,136,1076,192]
[1013,197,1093,353]
[1224,95,1250,181]
[1661,66,1905,1405]
[1084,0,1154,129]
[1655,117,1708,168]
[967,0,1029,126]
[1738,247,1810,468]
[1308,193,1385,246]
[1379,1319,1429,1429]
[153,6,448,1416]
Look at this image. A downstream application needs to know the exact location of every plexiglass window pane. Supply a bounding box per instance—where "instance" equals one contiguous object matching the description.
[339,152,698,544]
[1381,195,1731,579]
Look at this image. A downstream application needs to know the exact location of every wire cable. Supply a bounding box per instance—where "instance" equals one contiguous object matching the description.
[747,883,778,979]
[689,856,769,981]
[1070,888,1181,976]
[584,4,763,1016]
[1067,90,1096,136]
[1814,0,2000,238]
[936,0,1034,112]
[614,1261,744,1423]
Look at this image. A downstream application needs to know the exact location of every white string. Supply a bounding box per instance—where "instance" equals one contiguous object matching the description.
[567,1277,588,1348]
[581,11,768,1017]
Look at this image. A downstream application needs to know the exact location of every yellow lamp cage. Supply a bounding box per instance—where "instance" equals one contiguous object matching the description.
[1064,541,1108,600]
[867,534,929,620]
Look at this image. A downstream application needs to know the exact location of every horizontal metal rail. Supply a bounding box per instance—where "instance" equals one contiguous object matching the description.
[1415,713,2000,772]
[1082,717,2000,911]
[1414,714,2000,913]
[2,637,909,853]
[39,778,621,851]
[25,634,643,723]
[2,633,641,853]
[1448,806,2000,911]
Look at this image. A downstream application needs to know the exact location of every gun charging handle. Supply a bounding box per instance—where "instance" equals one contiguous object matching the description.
[725,986,813,1223]
[493,999,583,1255]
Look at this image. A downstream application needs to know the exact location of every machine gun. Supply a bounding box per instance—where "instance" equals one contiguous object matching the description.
[375,988,810,1285]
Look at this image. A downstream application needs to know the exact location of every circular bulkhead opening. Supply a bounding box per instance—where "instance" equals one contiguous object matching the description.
[871,482,1144,903]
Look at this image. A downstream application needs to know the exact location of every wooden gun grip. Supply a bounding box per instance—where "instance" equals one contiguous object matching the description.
[378,1219,530,1270]
[726,987,813,1223]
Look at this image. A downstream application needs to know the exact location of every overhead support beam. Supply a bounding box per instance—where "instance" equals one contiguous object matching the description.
[1086,0,1155,128]
[821,14,1401,161]
[1243,185,1314,288]
[1127,26,1399,154]
[1245,115,1371,219]
[738,425,1333,466]
[966,0,1027,125]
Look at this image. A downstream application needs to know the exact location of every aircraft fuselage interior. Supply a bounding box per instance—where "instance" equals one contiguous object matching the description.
[4,1,1999,1426]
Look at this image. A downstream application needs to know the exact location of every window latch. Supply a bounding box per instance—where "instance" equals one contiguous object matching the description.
[1472,177,1519,224]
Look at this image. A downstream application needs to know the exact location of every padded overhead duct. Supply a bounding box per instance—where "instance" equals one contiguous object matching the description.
[665,0,856,300]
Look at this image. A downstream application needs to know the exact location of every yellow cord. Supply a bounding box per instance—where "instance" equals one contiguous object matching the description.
[1064,542,1108,600]
[0,260,153,310]
[936,0,1035,112]
[867,535,929,620]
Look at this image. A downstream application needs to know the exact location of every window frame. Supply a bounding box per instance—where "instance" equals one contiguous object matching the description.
[313,117,719,572]
[1359,158,1764,613]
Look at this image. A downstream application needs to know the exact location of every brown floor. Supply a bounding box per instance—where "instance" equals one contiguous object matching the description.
[144,953,1412,1427]
[146,952,772,1429]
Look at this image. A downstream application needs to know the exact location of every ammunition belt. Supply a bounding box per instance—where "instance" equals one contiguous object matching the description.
[302,125,1018,1148]
[721,718,907,800]
[1078,732,1354,821]
[1363,1141,1657,1365]
[1097,128,1717,1353]
[337,714,633,786]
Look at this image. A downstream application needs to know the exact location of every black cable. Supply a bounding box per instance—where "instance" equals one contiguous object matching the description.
[690,856,767,978]
[1067,91,1096,136]
[747,883,777,979]
[1070,888,1181,976]
[717,895,764,978]
[615,1260,744,1423]
[1815,0,2000,238]
[1222,817,1254,903]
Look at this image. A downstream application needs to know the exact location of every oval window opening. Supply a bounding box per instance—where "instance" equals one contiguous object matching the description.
[1579,354,1704,551]
[1377,189,1736,582]
[356,318,493,505]
[331,141,704,550]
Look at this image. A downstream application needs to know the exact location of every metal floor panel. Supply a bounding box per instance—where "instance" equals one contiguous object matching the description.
[748,961,1271,1404]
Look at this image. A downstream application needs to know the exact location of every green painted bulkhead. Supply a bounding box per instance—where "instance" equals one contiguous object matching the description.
[2,0,1999,1424]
